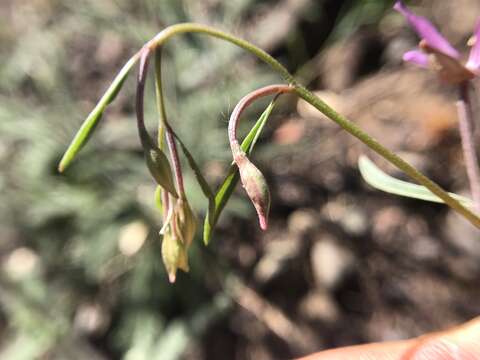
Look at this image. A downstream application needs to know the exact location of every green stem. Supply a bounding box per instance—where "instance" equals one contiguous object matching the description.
[294,85,480,228]
[145,23,480,228]
[154,48,167,150]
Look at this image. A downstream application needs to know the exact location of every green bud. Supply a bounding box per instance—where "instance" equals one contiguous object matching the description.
[236,153,271,230]
[161,228,189,283]
[160,198,197,283]
[174,198,197,247]
[145,146,178,198]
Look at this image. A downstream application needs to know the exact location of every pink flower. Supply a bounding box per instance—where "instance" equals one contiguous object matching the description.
[395,1,480,84]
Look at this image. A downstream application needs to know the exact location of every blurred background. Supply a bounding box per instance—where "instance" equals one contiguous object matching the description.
[1,0,480,359]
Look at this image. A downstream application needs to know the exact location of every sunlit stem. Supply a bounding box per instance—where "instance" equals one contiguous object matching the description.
[457,82,480,213]
[228,84,293,160]
[121,22,480,229]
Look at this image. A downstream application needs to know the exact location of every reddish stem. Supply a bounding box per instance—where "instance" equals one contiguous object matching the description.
[165,128,186,198]
[136,47,153,148]
[228,84,293,159]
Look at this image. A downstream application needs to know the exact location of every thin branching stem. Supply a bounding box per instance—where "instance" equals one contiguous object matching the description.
[65,22,480,228]
[457,82,480,212]
[142,23,480,228]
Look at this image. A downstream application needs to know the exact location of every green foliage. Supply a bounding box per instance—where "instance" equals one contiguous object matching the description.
[359,155,473,207]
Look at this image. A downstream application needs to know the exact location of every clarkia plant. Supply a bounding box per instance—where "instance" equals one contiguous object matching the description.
[60,7,480,282]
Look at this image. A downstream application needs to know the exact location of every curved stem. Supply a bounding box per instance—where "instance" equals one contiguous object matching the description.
[147,23,293,84]
[143,22,480,228]
[228,84,293,158]
[136,47,154,149]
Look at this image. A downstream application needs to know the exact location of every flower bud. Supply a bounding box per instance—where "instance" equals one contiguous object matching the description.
[161,228,189,283]
[174,199,197,247]
[145,146,178,198]
[235,153,270,230]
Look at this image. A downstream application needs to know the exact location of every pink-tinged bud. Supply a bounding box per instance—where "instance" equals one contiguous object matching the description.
[235,152,271,230]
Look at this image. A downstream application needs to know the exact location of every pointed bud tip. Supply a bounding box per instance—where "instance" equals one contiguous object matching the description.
[258,214,268,231]
[168,273,176,283]
[236,154,271,232]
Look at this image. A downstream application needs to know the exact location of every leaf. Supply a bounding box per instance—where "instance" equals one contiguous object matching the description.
[58,54,139,172]
[358,155,473,207]
[203,100,276,245]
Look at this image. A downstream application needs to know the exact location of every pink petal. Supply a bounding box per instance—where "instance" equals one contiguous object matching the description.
[403,49,429,68]
[394,1,459,59]
[466,19,480,72]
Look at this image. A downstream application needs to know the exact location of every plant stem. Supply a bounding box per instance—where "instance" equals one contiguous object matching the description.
[154,48,167,150]
[144,22,480,228]
[153,47,186,198]
[135,47,154,149]
[228,84,293,158]
[165,130,186,198]
[457,82,480,213]
[293,84,480,227]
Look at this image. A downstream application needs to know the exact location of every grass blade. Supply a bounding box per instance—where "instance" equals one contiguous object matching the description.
[58,54,139,172]
[358,155,473,207]
[203,100,276,245]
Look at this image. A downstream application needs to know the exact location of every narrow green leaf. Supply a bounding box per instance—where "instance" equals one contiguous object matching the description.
[58,54,139,172]
[358,155,473,207]
[203,100,276,245]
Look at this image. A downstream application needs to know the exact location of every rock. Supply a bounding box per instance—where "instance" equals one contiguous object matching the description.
[444,211,480,258]
[299,290,340,323]
[297,91,345,125]
[311,236,355,289]
[273,118,306,145]
[254,234,302,283]
[287,208,317,235]
[321,197,368,236]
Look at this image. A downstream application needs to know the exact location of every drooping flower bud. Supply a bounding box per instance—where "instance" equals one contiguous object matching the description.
[161,227,189,283]
[174,198,197,247]
[235,152,271,230]
[160,197,197,283]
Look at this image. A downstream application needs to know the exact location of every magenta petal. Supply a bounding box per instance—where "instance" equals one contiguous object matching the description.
[394,1,459,59]
[466,19,480,72]
[403,49,429,68]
